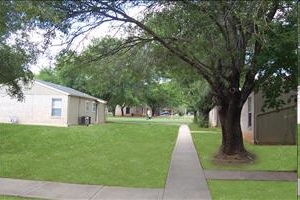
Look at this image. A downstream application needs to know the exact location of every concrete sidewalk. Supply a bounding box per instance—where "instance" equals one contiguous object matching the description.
[0,178,164,200]
[0,124,212,200]
[163,125,212,200]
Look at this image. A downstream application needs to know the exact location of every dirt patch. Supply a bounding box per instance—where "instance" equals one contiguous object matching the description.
[213,151,256,164]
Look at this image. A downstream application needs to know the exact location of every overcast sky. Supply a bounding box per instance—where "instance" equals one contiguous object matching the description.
[30,5,146,74]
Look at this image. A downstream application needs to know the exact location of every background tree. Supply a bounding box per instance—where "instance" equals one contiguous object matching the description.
[0,1,36,100]
[35,68,59,84]
[143,80,183,116]
[1,0,68,100]
[38,37,157,115]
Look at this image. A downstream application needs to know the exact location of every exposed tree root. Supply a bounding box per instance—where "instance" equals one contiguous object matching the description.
[213,151,256,164]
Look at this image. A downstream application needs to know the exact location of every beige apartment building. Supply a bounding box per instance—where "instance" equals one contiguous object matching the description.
[0,80,106,126]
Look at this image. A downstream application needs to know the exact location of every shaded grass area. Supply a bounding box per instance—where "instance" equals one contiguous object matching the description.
[188,123,221,133]
[191,124,297,199]
[191,126,297,171]
[107,116,193,126]
[208,180,297,200]
[0,123,178,188]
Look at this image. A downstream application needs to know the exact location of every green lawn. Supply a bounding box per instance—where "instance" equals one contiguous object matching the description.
[1,121,297,199]
[0,196,42,200]
[190,125,297,199]
[208,180,297,200]
[191,127,297,171]
[0,123,178,188]
[107,116,193,125]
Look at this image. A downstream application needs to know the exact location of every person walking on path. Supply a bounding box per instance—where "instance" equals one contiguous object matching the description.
[146,108,152,120]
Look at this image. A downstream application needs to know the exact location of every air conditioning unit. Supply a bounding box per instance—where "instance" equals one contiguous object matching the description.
[78,116,91,125]
[10,116,18,124]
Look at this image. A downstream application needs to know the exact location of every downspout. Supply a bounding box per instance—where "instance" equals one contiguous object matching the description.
[66,96,70,126]
[95,102,98,123]
[78,97,81,124]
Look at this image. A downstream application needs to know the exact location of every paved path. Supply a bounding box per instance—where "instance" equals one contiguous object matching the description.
[0,178,164,200]
[163,125,212,200]
[0,124,211,200]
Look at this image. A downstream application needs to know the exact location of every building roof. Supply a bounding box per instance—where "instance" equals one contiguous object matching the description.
[36,80,106,104]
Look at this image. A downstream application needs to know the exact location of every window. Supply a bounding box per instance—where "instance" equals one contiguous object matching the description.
[92,102,97,112]
[85,101,89,112]
[125,107,130,114]
[51,98,62,117]
[247,97,252,127]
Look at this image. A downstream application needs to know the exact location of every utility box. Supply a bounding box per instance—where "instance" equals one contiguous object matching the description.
[79,116,91,125]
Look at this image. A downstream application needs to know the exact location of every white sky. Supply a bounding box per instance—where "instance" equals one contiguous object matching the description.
[29,5,146,74]
[30,22,124,74]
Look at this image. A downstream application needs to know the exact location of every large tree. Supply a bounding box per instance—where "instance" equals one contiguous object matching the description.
[27,1,296,162]
[0,1,36,100]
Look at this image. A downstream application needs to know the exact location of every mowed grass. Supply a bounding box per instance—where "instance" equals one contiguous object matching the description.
[191,126,297,171]
[107,116,193,125]
[191,125,297,200]
[208,180,297,200]
[0,123,178,188]
[0,196,42,200]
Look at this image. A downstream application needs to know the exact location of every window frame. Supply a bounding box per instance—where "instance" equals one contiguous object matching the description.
[125,107,130,114]
[92,102,97,112]
[51,98,62,117]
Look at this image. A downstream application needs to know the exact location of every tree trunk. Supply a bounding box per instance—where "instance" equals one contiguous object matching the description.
[193,111,198,123]
[121,105,125,116]
[113,108,116,117]
[216,94,254,162]
[151,108,155,117]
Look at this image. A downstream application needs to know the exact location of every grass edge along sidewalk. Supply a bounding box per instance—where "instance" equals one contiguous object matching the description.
[0,123,178,188]
[0,195,42,200]
[190,125,297,200]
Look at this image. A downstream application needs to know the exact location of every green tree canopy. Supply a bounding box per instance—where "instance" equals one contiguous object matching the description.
[0,1,35,100]
[24,1,297,162]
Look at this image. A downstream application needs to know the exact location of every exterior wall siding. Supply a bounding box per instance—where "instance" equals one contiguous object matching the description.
[0,88,68,126]
[241,92,254,143]
[254,90,296,145]
[67,96,80,125]
[298,86,300,124]
[115,105,146,116]
[208,107,219,127]
[97,102,106,123]
[77,98,96,123]
[130,106,144,116]
[0,82,106,126]
[255,106,296,144]
[68,97,104,125]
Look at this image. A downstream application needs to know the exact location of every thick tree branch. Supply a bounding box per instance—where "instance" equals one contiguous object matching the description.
[101,3,215,85]
[240,40,262,105]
